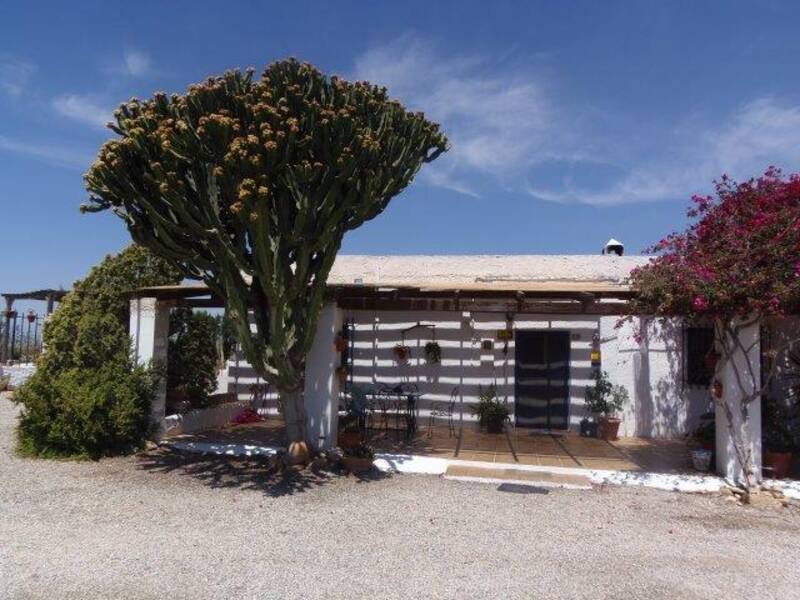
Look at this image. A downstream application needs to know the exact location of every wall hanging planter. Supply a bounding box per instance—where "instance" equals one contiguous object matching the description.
[424,341,441,365]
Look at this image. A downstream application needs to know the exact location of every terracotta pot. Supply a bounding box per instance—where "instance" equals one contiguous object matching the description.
[393,345,410,362]
[337,429,361,450]
[334,335,348,353]
[287,441,310,466]
[486,415,505,434]
[598,417,621,441]
[342,456,373,472]
[764,450,793,479]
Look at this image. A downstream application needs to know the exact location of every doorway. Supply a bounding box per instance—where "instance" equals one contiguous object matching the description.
[514,330,570,429]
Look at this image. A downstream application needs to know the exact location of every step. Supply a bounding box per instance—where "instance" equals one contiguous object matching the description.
[443,464,593,489]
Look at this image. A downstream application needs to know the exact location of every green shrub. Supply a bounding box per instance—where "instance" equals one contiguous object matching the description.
[15,356,156,458]
[470,384,510,423]
[167,308,226,409]
[13,245,181,458]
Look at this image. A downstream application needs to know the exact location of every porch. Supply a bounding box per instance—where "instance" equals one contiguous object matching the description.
[166,418,691,474]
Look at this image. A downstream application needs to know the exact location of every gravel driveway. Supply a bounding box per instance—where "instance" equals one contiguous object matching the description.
[1,392,798,600]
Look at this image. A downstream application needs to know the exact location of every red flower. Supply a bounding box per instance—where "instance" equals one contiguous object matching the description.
[692,295,710,312]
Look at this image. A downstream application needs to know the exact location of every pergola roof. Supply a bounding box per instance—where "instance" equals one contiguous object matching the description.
[2,289,69,302]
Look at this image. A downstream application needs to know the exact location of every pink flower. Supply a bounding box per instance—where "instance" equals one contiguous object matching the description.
[795,261,800,277]
[692,295,709,311]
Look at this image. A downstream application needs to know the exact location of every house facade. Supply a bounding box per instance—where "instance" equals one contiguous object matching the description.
[129,247,765,483]
[219,252,710,439]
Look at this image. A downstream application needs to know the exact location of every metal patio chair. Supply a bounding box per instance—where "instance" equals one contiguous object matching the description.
[372,383,401,432]
[428,386,458,437]
[249,382,270,415]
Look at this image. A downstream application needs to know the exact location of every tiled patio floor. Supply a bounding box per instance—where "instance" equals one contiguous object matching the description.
[169,418,692,474]
[368,423,690,473]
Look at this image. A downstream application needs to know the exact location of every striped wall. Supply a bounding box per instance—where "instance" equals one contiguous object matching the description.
[219,309,601,430]
[346,309,599,429]
[216,307,707,438]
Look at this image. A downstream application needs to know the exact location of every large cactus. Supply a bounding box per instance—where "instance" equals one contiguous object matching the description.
[83,59,448,444]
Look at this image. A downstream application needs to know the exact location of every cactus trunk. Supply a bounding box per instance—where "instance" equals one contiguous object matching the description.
[279,385,306,445]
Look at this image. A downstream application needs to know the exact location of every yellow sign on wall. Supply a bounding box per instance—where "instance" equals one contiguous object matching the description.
[496,329,514,341]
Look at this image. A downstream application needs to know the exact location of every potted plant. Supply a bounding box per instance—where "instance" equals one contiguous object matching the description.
[424,341,441,365]
[393,343,410,363]
[584,370,627,441]
[337,389,368,449]
[762,398,794,479]
[341,442,374,472]
[471,384,509,434]
[334,333,348,353]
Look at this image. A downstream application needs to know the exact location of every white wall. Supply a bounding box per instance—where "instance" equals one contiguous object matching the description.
[601,316,708,438]
[715,320,762,484]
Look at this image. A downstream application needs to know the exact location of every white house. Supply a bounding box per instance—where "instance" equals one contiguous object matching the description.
[129,242,767,484]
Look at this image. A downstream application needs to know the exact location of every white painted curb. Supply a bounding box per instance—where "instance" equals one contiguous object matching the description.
[161,442,800,499]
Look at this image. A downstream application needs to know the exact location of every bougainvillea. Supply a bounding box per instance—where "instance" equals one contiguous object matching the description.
[629,167,800,318]
[629,168,800,490]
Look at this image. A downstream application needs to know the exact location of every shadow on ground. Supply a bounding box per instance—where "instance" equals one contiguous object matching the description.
[136,448,391,497]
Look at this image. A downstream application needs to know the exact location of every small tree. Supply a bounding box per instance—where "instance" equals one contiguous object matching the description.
[629,168,800,489]
[167,308,229,409]
[83,59,448,446]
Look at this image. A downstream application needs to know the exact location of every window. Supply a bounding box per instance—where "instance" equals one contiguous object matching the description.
[686,326,714,386]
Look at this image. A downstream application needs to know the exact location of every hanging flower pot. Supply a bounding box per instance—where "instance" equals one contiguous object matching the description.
[334,333,347,353]
[26,310,37,323]
[424,341,441,365]
[393,344,410,362]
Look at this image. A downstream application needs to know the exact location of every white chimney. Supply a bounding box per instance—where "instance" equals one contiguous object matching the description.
[602,238,624,256]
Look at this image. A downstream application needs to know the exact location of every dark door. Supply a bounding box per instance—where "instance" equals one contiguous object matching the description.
[514,331,570,429]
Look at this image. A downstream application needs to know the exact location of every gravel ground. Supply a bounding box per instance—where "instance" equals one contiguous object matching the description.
[1,392,799,600]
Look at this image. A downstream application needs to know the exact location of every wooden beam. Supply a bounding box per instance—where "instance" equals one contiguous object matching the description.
[337,297,630,315]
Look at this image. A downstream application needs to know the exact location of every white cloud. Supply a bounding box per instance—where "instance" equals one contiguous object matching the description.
[52,94,111,128]
[355,36,800,206]
[0,135,91,169]
[528,98,800,205]
[0,55,35,97]
[123,50,151,76]
[353,37,586,196]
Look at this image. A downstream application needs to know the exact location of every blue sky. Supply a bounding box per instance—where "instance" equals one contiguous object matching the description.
[3,1,800,294]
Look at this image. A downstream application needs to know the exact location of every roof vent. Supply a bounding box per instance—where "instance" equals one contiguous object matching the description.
[602,238,624,256]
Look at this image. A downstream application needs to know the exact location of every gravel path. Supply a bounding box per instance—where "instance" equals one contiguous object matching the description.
[1,392,799,600]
